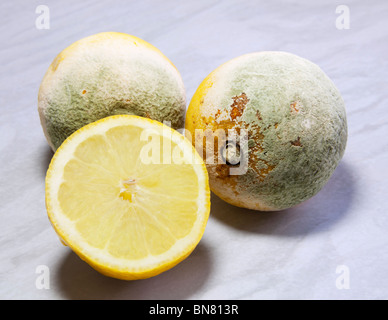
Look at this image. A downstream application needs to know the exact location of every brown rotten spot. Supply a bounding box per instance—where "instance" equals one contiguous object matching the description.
[291,136,302,147]
[230,93,249,120]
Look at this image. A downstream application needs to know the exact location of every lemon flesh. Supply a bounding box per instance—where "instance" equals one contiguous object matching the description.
[45,115,210,280]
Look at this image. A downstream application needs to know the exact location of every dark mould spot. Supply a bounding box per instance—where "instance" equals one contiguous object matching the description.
[291,136,302,147]
[220,140,241,166]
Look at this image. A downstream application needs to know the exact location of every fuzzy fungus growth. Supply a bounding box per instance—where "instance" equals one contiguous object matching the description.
[38,32,186,151]
[185,51,348,211]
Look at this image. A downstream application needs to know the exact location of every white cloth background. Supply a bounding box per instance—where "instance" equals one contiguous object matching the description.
[0,0,387,299]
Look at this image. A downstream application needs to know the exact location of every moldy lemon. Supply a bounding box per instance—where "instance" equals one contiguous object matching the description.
[185,51,347,211]
[38,32,186,151]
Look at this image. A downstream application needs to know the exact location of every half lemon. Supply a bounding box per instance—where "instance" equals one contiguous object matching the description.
[45,115,210,280]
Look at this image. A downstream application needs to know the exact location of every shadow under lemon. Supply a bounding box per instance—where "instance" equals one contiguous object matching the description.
[56,241,212,299]
[39,143,54,179]
[210,160,356,237]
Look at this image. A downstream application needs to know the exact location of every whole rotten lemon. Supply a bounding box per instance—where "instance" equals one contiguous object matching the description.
[185,51,347,211]
[46,115,210,280]
[38,32,186,151]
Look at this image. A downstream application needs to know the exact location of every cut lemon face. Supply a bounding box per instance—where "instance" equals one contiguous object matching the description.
[45,115,210,280]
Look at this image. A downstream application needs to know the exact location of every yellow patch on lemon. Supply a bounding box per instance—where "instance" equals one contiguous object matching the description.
[45,115,210,280]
